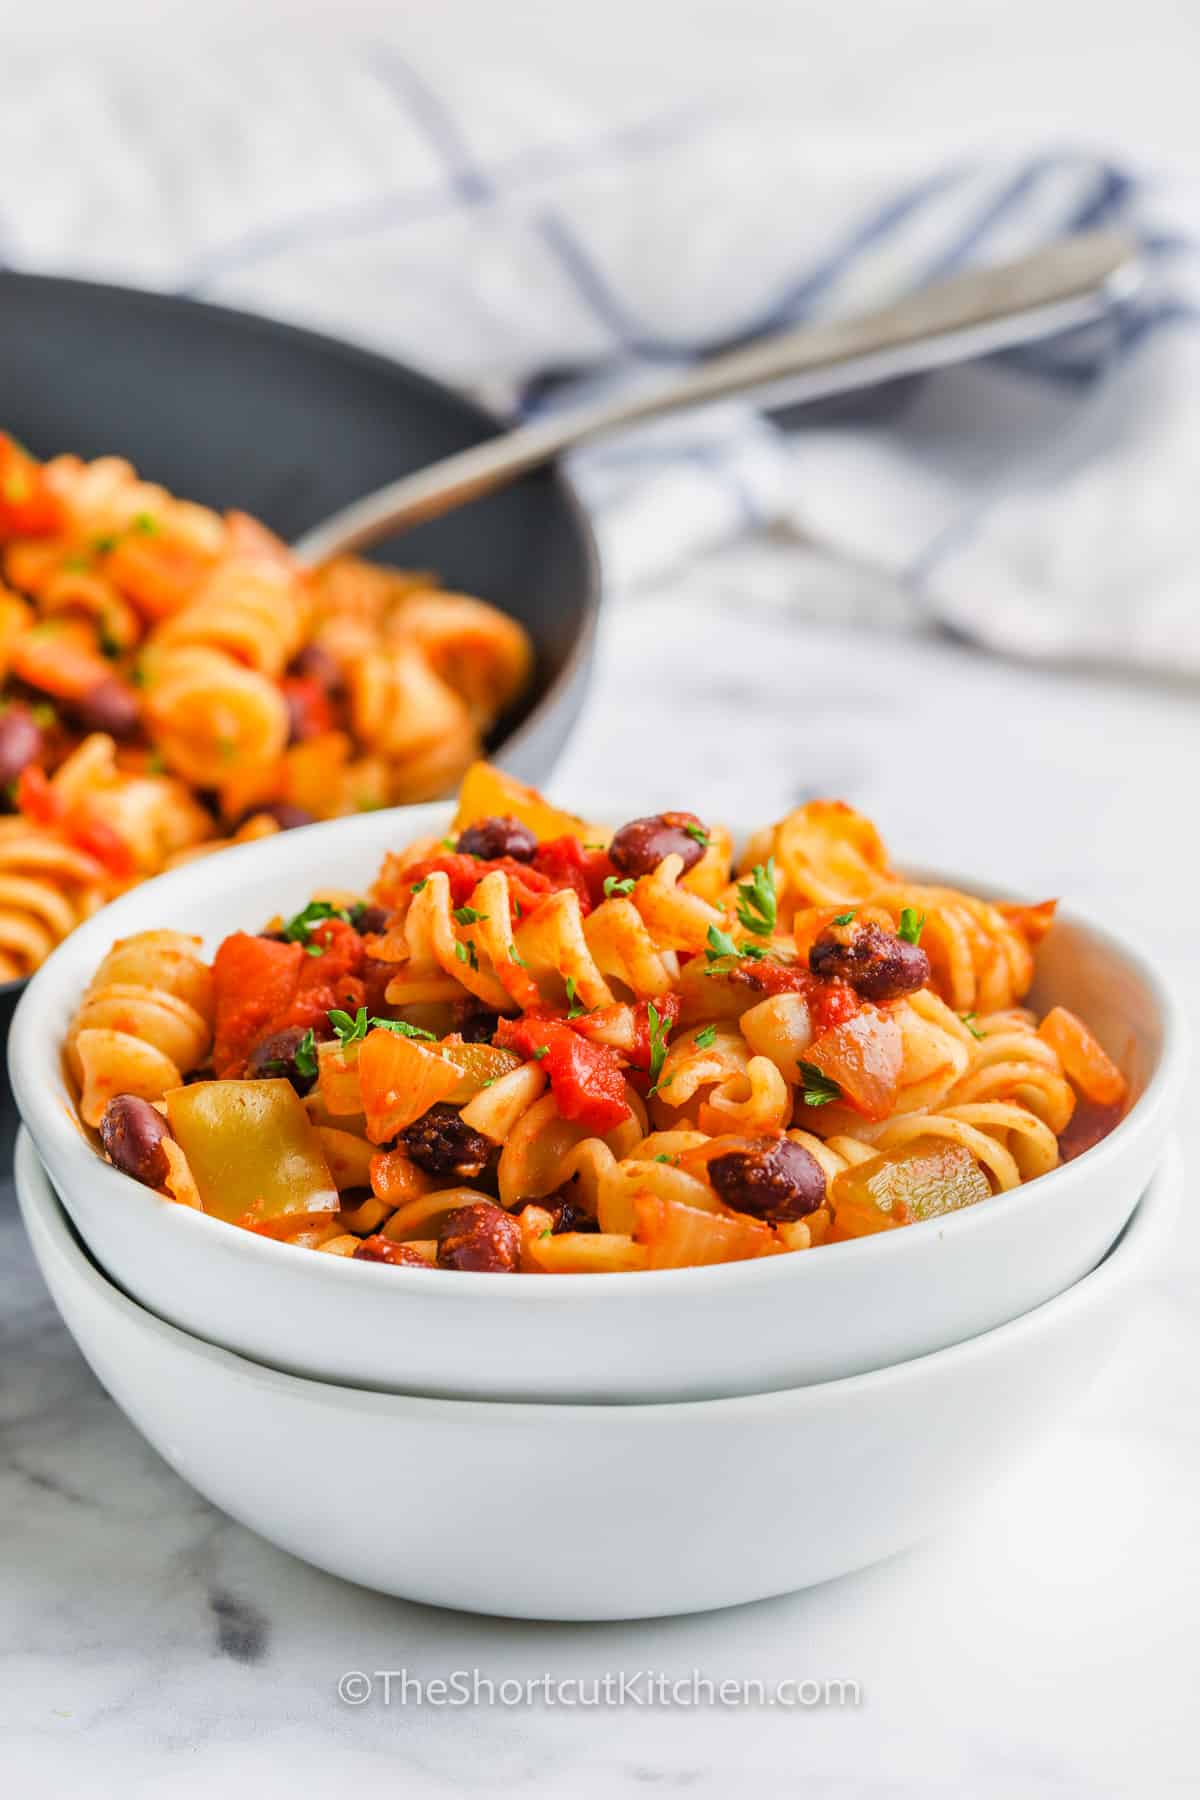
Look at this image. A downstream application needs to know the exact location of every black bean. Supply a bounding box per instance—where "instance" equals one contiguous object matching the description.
[455,815,538,862]
[287,643,343,694]
[809,920,930,1003]
[437,1201,521,1272]
[608,811,708,879]
[67,676,141,740]
[708,1137,827,1223]
[99,1095,171,1187]
[245,1025,320,1093]
[253,803,317,833]
[0,705,44,790]
[401,1103,494,1179]
[351,904,390,936]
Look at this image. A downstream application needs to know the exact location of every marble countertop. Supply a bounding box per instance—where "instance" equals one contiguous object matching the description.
[3,546,1199,1798]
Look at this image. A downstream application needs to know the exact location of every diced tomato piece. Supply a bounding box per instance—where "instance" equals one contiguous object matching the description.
[266,918,366,1037]
[15,764,63,827]
[211,931,305,1076]
[393,852,553,920]
[495,1013,631,1132]
[66,815,137,880]
[735,960,860,1033]
[0,435,62,537]
[627,993,682,1073]
[807,1007,902,1120]
[281,675,335,742]
[531,834,615,915]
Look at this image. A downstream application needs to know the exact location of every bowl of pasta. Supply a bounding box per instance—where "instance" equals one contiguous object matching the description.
[0,271,601,1023]
[9,762,1187,1403]
[14,1125,1179,1618]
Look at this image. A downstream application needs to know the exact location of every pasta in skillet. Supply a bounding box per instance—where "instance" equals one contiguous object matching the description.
[70,763,1132,1273]
[0,435,532,979]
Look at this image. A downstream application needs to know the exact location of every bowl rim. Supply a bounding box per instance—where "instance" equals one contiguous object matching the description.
[9,799,1190,1300]
[0,269,603,1001]
[14,1125,1180,1417]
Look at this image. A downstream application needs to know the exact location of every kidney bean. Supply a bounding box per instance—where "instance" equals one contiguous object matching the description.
[437,1200,521,1272]
[809,919,930,1003]
[253,803,317,833]
[516,1190,598,1234]
[354,1235,430,1267]
[455,815,538,862]
[452,998,500,1043]
[287,643,344,694]
[607,811,708,879]
[245,1024,321,1093]
[0,705,44,790]
[708,1137,827,1223]
[401,1103,494,1179]
[67,676,141,740]
[99,1095,172,1188]
[351,903,390,936]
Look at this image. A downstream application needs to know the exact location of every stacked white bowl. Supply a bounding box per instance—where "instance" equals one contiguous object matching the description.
[9,808,1188,1620]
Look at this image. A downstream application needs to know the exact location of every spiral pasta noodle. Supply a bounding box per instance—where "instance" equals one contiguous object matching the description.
[68,929,215,1126]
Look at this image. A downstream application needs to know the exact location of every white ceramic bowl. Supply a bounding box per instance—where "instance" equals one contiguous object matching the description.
[9,805,1188,1403]
[16,1128,1179,1620]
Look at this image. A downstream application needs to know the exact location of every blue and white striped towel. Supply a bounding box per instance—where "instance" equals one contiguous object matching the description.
[3,47,1199,672]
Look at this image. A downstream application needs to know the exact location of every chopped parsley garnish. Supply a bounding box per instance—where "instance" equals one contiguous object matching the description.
[130,663,146,687]
[132,512,160,535]
[146,750,166,774]
[62,554,91,574]
[410,877,429,895]
[539,1227,553,1239]
[654,1152,679,1165]
[898,907,925,946]
[531,1045,549,1061]
[440,836,456,850]
[509,944,527,967]
[30,702,56,730]
[960,1012,985,1041]
[294,1029,318,1077]
[90,532,117,554]
[646,1000,671,1095]
[603,875,636,899]
[796,1061,842,1107]
[283,899,351,947]
[452,904,488,926]
[735,858,777,939]
[327,1006,436,1047]
[683,822,709,848]
[703,922,770,974]
[831,910,856,927]
[454,940,479,970]
[565,975,586,1020]
[694,1024,717,1050]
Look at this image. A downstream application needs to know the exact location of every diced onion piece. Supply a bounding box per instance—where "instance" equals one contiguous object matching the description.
[164,1079,337,1225]
[806,1008,902,1121]
[357,1027,460,1143]
[1037,1006,1127,1107]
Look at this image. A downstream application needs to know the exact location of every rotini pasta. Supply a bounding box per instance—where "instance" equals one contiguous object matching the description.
[0,434,534,965]
[71,765,1132,1274]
